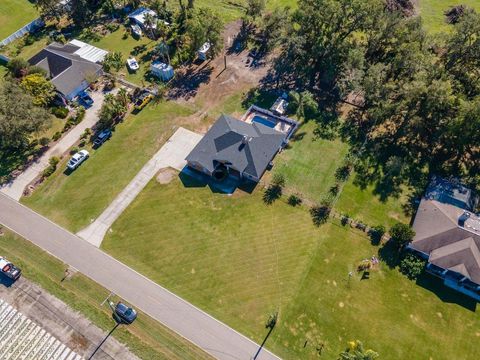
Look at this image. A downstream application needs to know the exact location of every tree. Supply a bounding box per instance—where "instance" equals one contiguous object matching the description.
[97,92,128,130]
[399,253,425,280]
[185,8,224,60]
[443,9,480,98]
[156,41,171,64]
[143,12,157,39]
[339,340,379,360]
[389,223,415,249]
[102,52,124,73]
[0,82,51,155]
[20,73,56,107]
[246,0,266,19]
[6,57,29,78]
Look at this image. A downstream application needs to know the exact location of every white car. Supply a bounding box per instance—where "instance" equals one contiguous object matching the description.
[127,57,139,71]
[67,150,89,170]
[131,24,142,37]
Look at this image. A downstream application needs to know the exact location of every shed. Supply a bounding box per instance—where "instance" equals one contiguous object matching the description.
[197,42,211,61]
[150,61,174,81]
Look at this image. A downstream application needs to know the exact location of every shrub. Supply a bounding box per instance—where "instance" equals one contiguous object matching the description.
[78,139,86,147]
[399,253,426,280]
[39,137,50,147]
[106,22,120,32]
[310,204,331,226]
[51,106,69,119]
[369,225,386,245]
[341,215,350,226]
[389,223,415,249]
[80,128,91,140]
[69,146,79,155]
[52,132,62,141]
[263,184,282,204]
[42,157,59,178]
[335,164,352,182]
[329,183,340,196]
[287,194,302,207]
[75,106,86,122]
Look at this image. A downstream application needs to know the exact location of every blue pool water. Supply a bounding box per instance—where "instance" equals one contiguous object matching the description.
[252,116,275,128]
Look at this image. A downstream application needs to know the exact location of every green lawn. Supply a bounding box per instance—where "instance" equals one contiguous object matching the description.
[22,101,195,232]
[275,121,349,203]
[102,177,320,349]
[102,178,480,360]
[0,230,212,360]
[420,0,480,33]
[335,174,411,228]
[0,0,38,40]
[92,28,157,86]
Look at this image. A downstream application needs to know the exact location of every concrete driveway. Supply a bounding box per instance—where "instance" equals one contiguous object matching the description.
[77,127,202,247]
[0,91,106,200]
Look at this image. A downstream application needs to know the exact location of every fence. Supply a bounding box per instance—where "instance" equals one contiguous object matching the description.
[0,18,45,47]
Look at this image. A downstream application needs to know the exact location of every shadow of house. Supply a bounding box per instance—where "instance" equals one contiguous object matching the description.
[408,176,480,302]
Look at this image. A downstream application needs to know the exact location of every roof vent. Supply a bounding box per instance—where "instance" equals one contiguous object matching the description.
[242,135,252,144]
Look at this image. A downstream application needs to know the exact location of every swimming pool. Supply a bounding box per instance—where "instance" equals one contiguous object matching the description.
[252,115,276,128]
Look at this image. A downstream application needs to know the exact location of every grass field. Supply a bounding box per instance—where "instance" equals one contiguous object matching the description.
[335,174,411,228]
[420,0,480,33]
[0,230,212,359]
[22,101,195,232]
[101,178,480,359]
[0,0,38,40]
[275,121,349,203]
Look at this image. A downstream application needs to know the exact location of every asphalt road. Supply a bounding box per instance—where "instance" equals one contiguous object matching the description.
[0,193,280,360]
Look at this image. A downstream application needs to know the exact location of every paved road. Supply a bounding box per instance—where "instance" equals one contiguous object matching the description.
[77,127,202,247]
[0,91,106,200]
[0,193,280,360]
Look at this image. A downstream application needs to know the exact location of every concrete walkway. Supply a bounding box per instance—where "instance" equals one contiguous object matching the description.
[77,127,202,247]
[0,91,106,200]
[0,193,281,360]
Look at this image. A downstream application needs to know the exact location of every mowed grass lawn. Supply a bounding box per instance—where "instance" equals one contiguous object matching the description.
[102,179,480,359]
[420,0,480,33]
[0,0,38,40]
[22,101,195,232]
[0,231,212,360]
[102,177,320,346]
[335,175,410,228]
[275,121,349,203]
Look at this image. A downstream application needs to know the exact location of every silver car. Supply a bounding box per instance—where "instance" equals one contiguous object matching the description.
[67,150,89,170]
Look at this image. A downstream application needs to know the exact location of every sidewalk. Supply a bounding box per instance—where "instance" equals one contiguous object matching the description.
[0,91,106,200]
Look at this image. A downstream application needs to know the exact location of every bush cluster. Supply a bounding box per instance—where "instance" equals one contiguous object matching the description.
[399,253,426,280]
[42,157,59,178]
[51,106,69,119]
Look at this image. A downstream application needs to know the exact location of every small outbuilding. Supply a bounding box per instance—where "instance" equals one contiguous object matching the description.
[150,61,174,81]
[128,7,158,29]
[197,42,211,61]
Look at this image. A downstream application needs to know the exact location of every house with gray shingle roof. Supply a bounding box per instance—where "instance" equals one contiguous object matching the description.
[28,40,106,101]
[409,176,480,301]
[186,109,297,183]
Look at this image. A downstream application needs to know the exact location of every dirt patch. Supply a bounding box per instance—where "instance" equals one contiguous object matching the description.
[156,168,176,184]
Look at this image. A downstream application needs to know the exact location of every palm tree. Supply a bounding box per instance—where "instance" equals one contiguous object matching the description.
[339,341,379,360]
[143,12,156,39]
[156,41,170,64]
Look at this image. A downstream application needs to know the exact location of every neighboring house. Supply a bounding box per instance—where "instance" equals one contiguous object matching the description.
[128,8,159,30]
[409,176,480,301]
[28,40,107,101]
[186,106,298,183]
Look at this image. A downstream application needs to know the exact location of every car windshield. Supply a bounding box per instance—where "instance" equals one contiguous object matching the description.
[124,308,133,317]
[70,158,78,163]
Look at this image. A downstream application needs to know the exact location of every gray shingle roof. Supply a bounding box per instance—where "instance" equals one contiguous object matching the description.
[28,43,102,97]
[411,178,480,284]
[186,114,286,180]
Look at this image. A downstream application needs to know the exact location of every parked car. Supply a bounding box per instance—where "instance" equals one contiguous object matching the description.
[134,92,153,111]
[131,24,142,37]
[0,256,21,281]
[67,150,89,170]
[93,129,112,148]
[78,91,94,107]
[113,302,137,324]
[127,57,139,71]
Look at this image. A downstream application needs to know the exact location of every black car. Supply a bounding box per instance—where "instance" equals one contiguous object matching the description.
[93,129,112,148]
[113,302,137,324]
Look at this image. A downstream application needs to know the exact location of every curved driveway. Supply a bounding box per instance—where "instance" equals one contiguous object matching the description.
[0,193,280,360]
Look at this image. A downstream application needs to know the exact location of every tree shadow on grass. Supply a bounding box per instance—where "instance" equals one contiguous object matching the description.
[167,65,213,100]
[416,273,477,312]
[378,239,401,269]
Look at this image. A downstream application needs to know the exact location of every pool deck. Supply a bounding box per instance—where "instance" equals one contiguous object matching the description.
[241,105,298,140]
